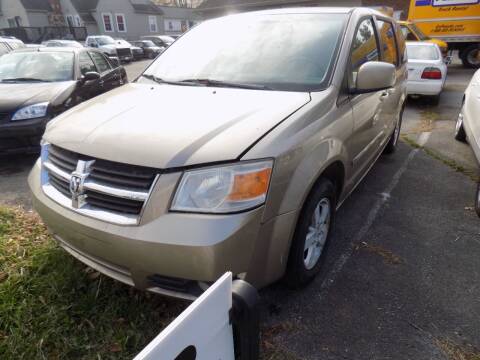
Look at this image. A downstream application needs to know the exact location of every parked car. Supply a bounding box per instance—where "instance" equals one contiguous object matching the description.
[454,69,480,216]
[115,38,144,60]
[29,8,406,299]
[131,40,163,59]
[0,36,25,50]
[85,35,133,63]
[42,40,83,48]
[406,41,447,103]
[0,47,127,154]
[0,41,12,57]
[140,35,174,48]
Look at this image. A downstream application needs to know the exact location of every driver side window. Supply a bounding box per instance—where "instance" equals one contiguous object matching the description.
[349,18,380,88]
[79,52,96,76]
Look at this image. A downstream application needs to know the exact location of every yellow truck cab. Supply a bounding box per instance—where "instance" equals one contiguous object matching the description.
[407,0,480,68]
[398,20,449,55]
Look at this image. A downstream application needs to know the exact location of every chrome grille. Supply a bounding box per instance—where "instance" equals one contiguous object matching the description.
[116,48,132,57]
[42,144,159,225]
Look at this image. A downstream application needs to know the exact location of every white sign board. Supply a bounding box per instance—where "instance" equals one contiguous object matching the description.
[432,0,478,6]
[135,272,235,360]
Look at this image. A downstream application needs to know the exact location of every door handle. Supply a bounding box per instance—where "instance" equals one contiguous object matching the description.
[380,91,389,100]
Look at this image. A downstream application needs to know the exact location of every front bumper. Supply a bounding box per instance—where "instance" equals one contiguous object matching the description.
[28,160,266,299]
[0,116,48,155]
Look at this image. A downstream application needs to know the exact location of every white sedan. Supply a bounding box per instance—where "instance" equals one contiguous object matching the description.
[406,41,447,103]
[454,68,480,217]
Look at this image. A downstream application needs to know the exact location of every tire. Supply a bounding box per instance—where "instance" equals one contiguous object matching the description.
[454,112,467,143]
[460,44,480,69]
[475,184,480,218]
[384,106,404,154]
[430,94,440,105]
[284,178,336,288]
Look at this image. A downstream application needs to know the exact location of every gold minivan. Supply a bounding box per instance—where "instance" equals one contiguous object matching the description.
[29,7,407,299]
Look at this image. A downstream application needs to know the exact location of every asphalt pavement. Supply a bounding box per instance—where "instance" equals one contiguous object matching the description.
[0,60,479,359]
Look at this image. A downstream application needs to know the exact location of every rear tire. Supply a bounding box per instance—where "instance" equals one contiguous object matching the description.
[384,106,403,154]
[454,112,467,143]
[430,94,440,105]
[460,44,480,69]
[284,178,336,288]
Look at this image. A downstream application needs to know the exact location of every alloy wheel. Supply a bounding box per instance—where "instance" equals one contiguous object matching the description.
[303,198,331,270]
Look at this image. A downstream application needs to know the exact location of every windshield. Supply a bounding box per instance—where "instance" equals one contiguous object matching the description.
[143,13,347,92]
[143,40,156,47]
[0,52,74,82]
[406,44,439,60]
[96,36,115,45]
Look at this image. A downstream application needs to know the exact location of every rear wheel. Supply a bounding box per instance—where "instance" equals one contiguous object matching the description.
[460,44,480,69]
[285,178,336,288]
[430,94,440,105]
[454,112,467,143]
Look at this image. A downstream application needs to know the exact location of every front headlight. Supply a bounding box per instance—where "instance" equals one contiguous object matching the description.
[11,102,48,121]
[171,160,273,213]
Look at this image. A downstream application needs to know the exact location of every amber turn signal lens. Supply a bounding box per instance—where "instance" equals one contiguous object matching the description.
[228,168,272,201]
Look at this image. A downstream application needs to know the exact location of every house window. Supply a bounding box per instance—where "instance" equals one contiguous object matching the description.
[115,14,126,32]
[149,16,157,33]
[75,15,82,27]
[66,15,74,27]
[102,13,113,32]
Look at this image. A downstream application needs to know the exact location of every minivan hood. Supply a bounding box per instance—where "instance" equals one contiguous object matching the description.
[44,83,310,168]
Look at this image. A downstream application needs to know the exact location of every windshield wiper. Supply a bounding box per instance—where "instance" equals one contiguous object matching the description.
[141,74,188,86]
[1,77,49,83]
[178,78,272,90]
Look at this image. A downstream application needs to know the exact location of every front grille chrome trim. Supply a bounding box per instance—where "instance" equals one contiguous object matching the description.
[41,144,159,226]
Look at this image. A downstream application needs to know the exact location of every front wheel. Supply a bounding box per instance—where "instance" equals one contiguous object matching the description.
[454,112,467,143]
[285,178,336,288]
[384,107,403,154]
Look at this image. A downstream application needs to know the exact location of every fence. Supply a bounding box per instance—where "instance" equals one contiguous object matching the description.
[0,26,87,43]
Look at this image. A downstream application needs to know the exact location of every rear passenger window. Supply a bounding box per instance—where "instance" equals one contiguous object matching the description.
[89,52,111,73]
[350,18,379,86]
[79,52,96,75]
[377,20,398,66]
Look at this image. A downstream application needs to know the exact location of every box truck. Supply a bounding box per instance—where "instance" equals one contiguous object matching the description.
[408,0,480,68]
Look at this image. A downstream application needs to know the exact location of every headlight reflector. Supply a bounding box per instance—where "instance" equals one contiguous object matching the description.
[171,160,273,213]
[11,102,48,121]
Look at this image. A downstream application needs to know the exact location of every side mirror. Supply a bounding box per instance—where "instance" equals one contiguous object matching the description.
[354,61,396,94]
[81,71,100,83]
[109,56,120,67]
[91,43,98,48]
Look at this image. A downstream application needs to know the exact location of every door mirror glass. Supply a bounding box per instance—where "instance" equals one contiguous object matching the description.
[109,56,120,67]
[354,61,396,93]
[82,71,100,82]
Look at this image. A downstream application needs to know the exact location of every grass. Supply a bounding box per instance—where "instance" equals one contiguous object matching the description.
[435,338,480,360]
[0,206,186,359]
[0,205,290,360]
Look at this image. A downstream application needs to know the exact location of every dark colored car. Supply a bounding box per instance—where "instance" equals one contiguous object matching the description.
[131,40,163,59]
[0,47,127,154]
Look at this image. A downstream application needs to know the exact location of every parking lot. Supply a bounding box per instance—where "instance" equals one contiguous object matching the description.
[1,60,479,359]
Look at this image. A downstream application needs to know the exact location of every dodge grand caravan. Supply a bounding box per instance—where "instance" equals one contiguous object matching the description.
[29,8,407,299]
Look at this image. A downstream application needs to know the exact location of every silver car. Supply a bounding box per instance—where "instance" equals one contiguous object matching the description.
[29,8,407,299]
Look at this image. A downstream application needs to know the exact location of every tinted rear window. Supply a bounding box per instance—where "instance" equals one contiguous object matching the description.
[406,45,439,60]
